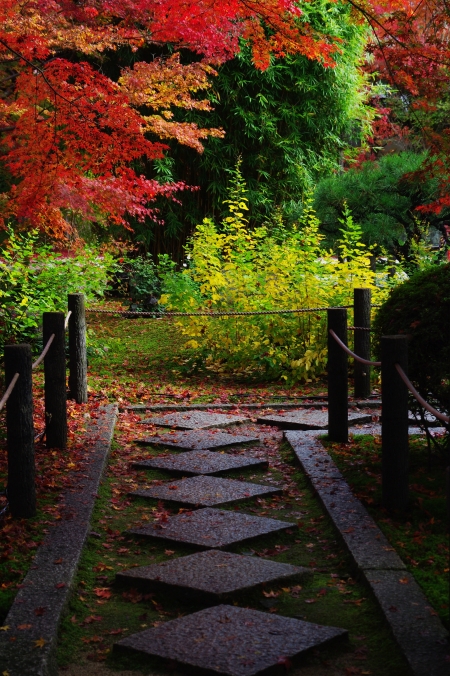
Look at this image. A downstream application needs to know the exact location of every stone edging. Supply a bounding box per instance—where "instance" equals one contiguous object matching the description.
[285,430,449,676]
[125,401,382,412]
[0,404,118,676]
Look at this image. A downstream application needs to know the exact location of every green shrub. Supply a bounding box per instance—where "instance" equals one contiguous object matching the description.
[0,229,114,356]
[373,263,450,446]
[313,151,445,257]
[115,255,161,309]
[160,169,394,383]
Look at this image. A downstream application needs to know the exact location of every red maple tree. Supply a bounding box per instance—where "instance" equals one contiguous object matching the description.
[350,0,450,212]
[0,0,339,236]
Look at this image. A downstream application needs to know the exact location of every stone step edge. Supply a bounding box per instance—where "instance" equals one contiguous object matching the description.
[284,430,449,676]
[0,404,119,676]
[125,401,378,412]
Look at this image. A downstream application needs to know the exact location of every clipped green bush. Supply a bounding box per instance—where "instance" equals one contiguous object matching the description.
[373,263,450,444]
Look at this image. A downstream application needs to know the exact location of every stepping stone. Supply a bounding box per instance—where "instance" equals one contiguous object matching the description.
[115,604,347,676]
[133,450,268,476]
[140,411,249,430]
[130,475,281,507]
[356,400,382,409]
[128,507,295,549]
[116,550,312,599]
[257,408,372,430]
[136,429,259,450]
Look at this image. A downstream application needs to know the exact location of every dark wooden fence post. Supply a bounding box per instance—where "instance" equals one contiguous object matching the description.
[68,293,88,404]
[43,312,67,449]
[353,288,371,400]
[446,466,450,626]
[381,335,409,511]
[328,308,348,443]
[5,344,36,518]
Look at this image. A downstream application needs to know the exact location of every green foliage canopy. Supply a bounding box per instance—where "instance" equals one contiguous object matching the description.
[313,151,445,255]
[130,1,371,250]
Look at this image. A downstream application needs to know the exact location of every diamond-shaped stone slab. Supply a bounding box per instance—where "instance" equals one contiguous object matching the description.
[128,507,295,549]
[136,429,259,450]
[133,450,268,476]
[257,408,372,430]
[140,411,250,430]
[130,475,281,507]
[115,605,347,676]
[117,550,311,598]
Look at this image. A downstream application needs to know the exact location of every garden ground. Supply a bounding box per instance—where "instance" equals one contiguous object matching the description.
[0,313,448,676]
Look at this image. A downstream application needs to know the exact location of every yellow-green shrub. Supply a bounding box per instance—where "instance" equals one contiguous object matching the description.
[160,172,393,382]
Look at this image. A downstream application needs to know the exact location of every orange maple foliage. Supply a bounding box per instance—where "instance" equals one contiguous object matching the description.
[0,0,340,236]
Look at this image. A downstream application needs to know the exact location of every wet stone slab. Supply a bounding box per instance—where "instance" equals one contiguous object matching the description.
[115,604,348,676]
[285,431,406,571]
[130,475,281,507]
[116,550,311,599]
[365,570,449,676]
[128,507,295,549]
[133,450,268,476]
[257,409,372,430]
[136,430,259,450]
[140,411,250,430]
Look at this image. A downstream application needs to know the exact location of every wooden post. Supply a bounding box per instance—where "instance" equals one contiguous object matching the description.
[68,293,88,403]
[328,308,348,443]
[381,335,409,511]
[5,344,36,518]
[43,312,67,449]
[447,466,450,627]
[353,288,371,400]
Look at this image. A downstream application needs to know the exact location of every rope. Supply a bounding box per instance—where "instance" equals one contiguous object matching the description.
[395,364,450,424]
[32,334,55,369]
[348,326,372,332]
[0,373,19,412]
[329,329,381,366]
[64,310,72,329]
[86,305,353,317]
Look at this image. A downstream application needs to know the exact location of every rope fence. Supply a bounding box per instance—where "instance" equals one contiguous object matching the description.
[86,305,353,317]
[0,373,19,413]
[0,309,74,519]
[327,306,449,518]
[329,329,381,366]
[395,363,450,424]
[32,333,55,369]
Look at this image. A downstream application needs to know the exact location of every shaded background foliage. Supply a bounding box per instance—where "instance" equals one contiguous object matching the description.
[105,3,370,259]
[313,151,447,256]
[373,263,450,449]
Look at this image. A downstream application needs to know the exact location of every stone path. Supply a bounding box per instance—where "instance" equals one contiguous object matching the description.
[129,474,282,507]
[256,409,372,430]
[136,429,259,450]
[127,506,295,549]
[116,550,311,601]
[140,411,250,429]
[132,449,267,475]
[116,605,347,676]
[114,409,354,675]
